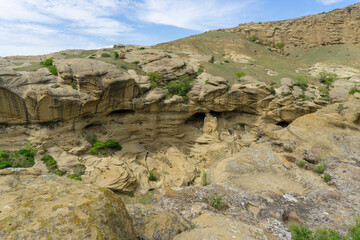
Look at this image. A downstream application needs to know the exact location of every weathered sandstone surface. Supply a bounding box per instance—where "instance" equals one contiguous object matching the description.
[222,3,360,47]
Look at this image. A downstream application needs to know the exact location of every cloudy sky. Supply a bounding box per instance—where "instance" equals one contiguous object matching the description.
[0,0,358,56]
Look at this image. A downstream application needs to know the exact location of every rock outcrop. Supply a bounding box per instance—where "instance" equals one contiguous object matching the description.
[0,170,136,239]
[222,3,360,47]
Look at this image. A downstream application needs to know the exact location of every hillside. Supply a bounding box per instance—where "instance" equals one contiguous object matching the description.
[0,3,360,240]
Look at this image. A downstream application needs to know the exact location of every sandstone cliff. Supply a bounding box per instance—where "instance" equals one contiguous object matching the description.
[222,3,360,47]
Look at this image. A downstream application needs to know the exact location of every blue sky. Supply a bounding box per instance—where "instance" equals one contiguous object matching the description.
[0,0,358,56]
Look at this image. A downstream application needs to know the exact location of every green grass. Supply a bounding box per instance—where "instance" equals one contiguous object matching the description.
[0,144,36,169]
[201,170,209,186]
[290,216,360,240]
[323,173,332,182]
[156,31,306,85]
[12,62,24,66]
[349,88,360,95]
[89,139,122,155]
[148,171,158,181]
[63,50,97,59]
[288,43,360,68]
[13,62,43,72]
[210,194,225,209]
[101,53,111,58]
[68,174,82,181]
[40,155,65,176]
[97,58,144,75]
[296,161,306,168]
[165,75,193,99]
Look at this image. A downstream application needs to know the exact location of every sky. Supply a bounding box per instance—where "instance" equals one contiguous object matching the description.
[0,0,358,57]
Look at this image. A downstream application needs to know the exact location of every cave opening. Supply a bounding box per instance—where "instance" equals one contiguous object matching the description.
[185,112,206,128]
[276,121,290,128]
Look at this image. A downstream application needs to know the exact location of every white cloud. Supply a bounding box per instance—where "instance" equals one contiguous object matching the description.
[134,0,257,31]
[316,0,345,5]
[0,0,134,56]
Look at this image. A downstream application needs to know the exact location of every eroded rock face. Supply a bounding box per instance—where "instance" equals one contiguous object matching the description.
[0,172,136,240]
[223,3,360,47]
[127,204,191,240]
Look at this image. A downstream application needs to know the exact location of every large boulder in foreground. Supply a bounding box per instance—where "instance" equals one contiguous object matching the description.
[0,172,136,240]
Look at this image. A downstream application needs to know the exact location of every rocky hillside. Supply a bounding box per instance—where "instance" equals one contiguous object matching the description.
[222,3,360,47]
[1,3,360,240]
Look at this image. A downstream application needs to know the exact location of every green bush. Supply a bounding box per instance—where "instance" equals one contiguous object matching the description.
[101,53,111,58]
[296,76,308,90]
[41,58,58,76]
[148,171,158,181]
[323,173,332,182]
[210,194,224,209]
[319,71,338,86]
[48,65,58,76]
[296,161,306,168]
[114,51,119,59]
[0,144,36,170]
[89,139,122,155]
[71,82,77,90]
[270,87,276,95]
[105,139,122,150]
[41,58,54,67]
[236,72,246,78]
[52,84,60,88]
[249,35,258,42]
[132,60,140,64]
[147,72,162,88]
[165,75,193,99]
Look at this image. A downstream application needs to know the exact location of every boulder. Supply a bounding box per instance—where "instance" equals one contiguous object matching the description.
[0,174,136,239]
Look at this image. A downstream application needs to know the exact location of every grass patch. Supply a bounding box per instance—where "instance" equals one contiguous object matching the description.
[68,174,82,181]
[349,88,360,95]
[0,143,36,169]
[337,104,348,114]
[89,139,122,155]
[148,171,158,181]
[236,72,246,78]
[101,53,111,58]
[13,62,43,72]
[313,158,327,174]
[40,155,66,176]
[323,173,332,182]
[201,170,209,186]
[290,216,360,239]
[64,50,97,59]
[296,161,306,168]
[148,72,163,88]
[296,76,308,90]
